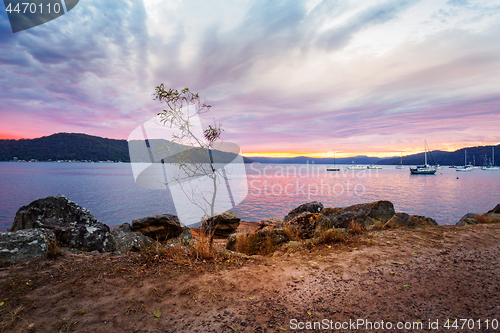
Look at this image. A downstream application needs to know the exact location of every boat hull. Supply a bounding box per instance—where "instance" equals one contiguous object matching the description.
[347,165,367,170]
[410,169,437,175]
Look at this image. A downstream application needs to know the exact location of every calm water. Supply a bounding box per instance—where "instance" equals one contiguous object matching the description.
[1,162,499,231]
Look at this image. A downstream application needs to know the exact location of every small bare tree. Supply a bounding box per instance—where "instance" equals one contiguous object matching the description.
[153,85,225,248]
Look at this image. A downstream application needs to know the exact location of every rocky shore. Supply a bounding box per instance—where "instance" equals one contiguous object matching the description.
[1,195,500,332]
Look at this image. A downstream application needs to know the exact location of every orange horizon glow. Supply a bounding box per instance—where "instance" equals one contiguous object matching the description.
[242,141,500,158]
[2,132,499,158]
[0,133,23,140]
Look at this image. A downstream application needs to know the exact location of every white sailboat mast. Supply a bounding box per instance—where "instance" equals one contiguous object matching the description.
[424,141,428,165]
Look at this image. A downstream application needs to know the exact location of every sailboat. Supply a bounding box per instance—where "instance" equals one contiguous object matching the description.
[456,149,473,171]
[396,150,405,169]
[410,142,437,175]
[327,152,340,171]
[482,147,499,171]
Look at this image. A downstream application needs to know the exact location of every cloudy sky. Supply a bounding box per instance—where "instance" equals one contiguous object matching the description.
[1,0,499,157]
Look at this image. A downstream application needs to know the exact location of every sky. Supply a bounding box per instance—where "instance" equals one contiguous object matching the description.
[1,0,500,158]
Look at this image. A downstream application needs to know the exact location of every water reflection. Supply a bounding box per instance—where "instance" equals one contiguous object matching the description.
[1,162,499,231]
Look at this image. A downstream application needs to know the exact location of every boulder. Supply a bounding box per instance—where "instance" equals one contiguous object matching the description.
[202,211,240,237]
[487,204,500,214]
[0,229,56,263]
[385,213,438,228]
[384,213,411,228]
[258,217,284,229]
[283,212,324,239]
[486,213,500,223]
[456,213,479,226]
[166,228,193,247]
[284,201,324,222]
[11,195,115,252]
[256,227,289,245]
[110,223,155,252]
[320,201,395,229]
[226,231,250,251]
[286,241,304,250]
[131,214,185,241]
[226,227,288,253]
[408,215,438,227]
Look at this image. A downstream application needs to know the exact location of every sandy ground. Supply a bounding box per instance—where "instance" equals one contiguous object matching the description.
[1,223,500,332]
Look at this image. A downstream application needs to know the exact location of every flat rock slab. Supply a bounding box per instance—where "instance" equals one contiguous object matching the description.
[131,214,185,241]
[202,211,241,237]
[320,201,395,229]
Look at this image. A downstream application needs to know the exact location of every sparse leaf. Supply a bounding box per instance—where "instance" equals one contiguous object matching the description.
[403,285,410,288]
[154,309,162,318]
[0,301,4,306]
[307,311,312,316]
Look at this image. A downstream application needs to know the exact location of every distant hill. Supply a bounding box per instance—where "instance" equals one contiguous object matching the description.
[0,133,129,162]
[1,133,497,166]
[378,145,500,166]
[0,133,254,163]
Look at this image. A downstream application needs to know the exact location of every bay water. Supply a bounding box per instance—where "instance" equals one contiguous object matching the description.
[1,162,499,232]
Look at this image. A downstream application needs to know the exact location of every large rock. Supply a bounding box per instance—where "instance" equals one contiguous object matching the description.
[226,227,289,253]
[131,214,185,241]
[110,223,155,252]
[283,212,324,239]
[226,231,250,252]
[166,228,193,247]
[202,211,240,237]
[320,201,395,229]
[258,217,284,229]
[385,213,438,228]
[284,201,324,222]
[456,213,479,226]
[487,204,500,214]
[11,195,115,252]
[0,229,56,262]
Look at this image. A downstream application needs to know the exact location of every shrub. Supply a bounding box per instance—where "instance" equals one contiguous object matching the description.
[347,221,365,235]
[475,215,490,224]
[316,228,346,244]
[189,234,215,261]
[233,231,280,255]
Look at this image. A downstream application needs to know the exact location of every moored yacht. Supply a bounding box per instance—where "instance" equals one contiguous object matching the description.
[410,141,437,175]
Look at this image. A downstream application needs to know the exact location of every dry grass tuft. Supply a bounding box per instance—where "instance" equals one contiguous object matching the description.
[47,242,62,259]
[347,221,365,235]
[234,233,261,255]
[206,287,219,303]
[475,215,491,224]
[134,233,221,266]
[189,234,215,261]
[233,232,278,255]
[0,305,24,332]
[315,229,346,245]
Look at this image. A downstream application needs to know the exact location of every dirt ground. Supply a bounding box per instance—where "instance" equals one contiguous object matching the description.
[1,223,500,333]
